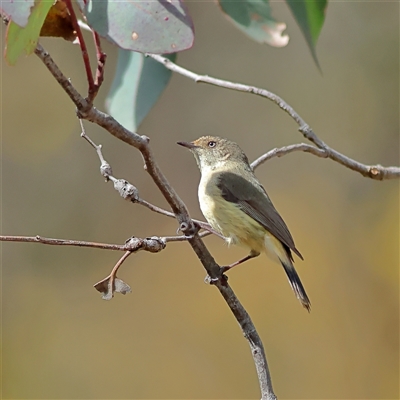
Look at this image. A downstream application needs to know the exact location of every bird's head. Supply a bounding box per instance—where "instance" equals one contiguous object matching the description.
[177,136,250,173]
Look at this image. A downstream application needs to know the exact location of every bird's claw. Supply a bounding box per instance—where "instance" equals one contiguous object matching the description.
[177,221,200,239]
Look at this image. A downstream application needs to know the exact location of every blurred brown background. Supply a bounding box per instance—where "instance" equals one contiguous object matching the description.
[2,2,399,399]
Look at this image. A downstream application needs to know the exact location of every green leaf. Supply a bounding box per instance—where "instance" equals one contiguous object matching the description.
[5,0,53,65]
[218,0,289,47]
[105,50,176,131]
[81,0,194,54]
[1,0,35,27]
[285,0,327,68]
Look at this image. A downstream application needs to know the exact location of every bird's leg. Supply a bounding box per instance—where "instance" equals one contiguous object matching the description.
[205,250,260,284]
[220,250,260,274]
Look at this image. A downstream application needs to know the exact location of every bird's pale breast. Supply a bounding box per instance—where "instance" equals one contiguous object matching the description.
[199,174,267,253]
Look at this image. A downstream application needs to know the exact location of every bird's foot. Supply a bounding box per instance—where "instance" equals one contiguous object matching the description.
[177,221,200,239]
[204,269,229,285]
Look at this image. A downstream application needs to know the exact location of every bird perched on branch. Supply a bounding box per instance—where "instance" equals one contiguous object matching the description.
[178,136,311,311]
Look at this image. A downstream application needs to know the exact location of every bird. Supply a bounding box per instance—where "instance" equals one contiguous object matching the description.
[177,136,311,311]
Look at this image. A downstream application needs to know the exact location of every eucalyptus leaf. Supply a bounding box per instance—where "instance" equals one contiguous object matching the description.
[285,0,327,69]
[1,0,34,28]
[218,0,289,47]
[81,0,194,54]
[5,0,53,65]
[106,50,176,131]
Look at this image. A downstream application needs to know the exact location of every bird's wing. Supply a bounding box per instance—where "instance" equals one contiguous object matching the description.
[216,171,303,260]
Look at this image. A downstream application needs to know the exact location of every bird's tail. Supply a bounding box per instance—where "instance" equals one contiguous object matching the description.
[280,260,311,312]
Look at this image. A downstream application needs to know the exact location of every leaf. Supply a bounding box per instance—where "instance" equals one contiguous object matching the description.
[0,0,35,28]
[285,0,327,68]
[218,0,289,47]
[40,0,76,42]
[80,0,194,54]
[5,0,54,65]
[94,276,132,300]
[106,50,176,131]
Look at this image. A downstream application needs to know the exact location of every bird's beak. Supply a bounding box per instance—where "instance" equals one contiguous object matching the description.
[177,141,198,149]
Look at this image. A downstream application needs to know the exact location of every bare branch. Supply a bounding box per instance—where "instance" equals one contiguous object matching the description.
[144,53,313,129]
[80,121,113,178]
[1,234,129,250]
[251,143,327,170]
[147,54,400,181]
[251,142,400,179]
[216,281,276,400]
[0,234,168,251]
[0,231,215,248]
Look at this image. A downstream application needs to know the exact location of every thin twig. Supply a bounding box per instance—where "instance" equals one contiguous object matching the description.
[147,53,400,181]
[80,121,113,179]
[64,0,95,97]
[0,233,210,247]
[0,235,129,250]
[134,198,221,237]
[106,250,131,287]
[0,234,172,250]
[251,143,328,169]
[90,31,107,102]
[164,230,211,241]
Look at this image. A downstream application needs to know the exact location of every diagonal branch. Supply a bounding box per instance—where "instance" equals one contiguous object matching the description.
[33,43,276,400]
[147,54,400,181]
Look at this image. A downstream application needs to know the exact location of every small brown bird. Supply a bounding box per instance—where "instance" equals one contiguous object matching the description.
[178,136,311,311]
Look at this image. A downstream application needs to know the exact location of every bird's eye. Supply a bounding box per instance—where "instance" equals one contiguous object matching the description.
[208,141,216,148]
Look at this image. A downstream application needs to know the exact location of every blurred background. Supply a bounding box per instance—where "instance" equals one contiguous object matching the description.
[2,2,399,399]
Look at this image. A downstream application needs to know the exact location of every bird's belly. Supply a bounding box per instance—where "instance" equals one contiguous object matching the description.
[200,193,266,253]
